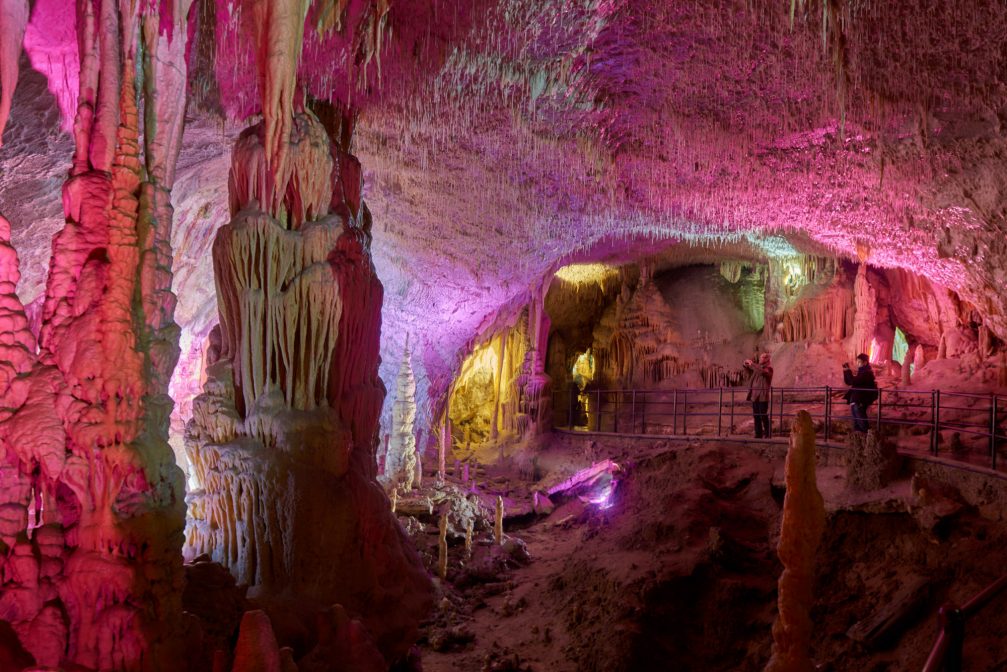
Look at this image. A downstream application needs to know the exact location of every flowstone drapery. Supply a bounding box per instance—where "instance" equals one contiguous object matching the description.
[0,1,193,669]
[182,5,431,660]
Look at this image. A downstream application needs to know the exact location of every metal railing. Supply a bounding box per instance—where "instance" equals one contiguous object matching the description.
[922,575,1007,672]
[553,385,1007,471]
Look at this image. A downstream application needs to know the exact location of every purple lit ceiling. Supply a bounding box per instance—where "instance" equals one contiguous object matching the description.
[2,0,1006,432]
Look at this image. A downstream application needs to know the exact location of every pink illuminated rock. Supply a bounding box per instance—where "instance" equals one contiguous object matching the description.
[185,7,431,662]
[0,1,193,669]
[0,0,27,146]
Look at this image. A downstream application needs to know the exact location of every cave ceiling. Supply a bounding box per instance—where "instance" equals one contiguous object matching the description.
[1,0,1006,425]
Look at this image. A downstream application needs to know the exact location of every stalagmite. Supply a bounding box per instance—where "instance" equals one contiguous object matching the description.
[184,1,431,661]
[495,495,504,545]
[850,264,877,360]
[438,512,449,579]
[465,519,474,557]
[902,345,914,386]
[438,416,450,483]
[766,411,826,672]
[385,340,418,489]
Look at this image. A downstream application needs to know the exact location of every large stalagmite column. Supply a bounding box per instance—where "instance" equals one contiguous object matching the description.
[766,411,826,672]
[0,2,193,669]
[385,340,418,489]
[850,264,877,360]
[183,0,431,663]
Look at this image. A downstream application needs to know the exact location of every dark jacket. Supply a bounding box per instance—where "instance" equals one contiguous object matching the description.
[745,362,773,402]
[843,363,877,405]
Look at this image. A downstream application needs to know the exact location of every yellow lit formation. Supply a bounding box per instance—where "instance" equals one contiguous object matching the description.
[553,263,618,287]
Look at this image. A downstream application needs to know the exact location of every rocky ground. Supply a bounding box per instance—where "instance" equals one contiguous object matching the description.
[402,433,1007,672]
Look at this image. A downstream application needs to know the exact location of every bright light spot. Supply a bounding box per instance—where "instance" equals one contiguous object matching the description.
[583,479,618,510]
[869,337,880,363]
[572,350,595,389]
[892,326,908,365]
[554,263,617,287]
[745,234,800,259]
[781,261,803,291]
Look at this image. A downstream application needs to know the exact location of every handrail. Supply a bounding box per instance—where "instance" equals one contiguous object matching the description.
[554,384,1007,472]
[921,575,1007,672]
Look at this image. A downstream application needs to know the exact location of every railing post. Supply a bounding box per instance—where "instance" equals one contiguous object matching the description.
[876,388,883,434]
[718,388,724,436]
[992,394,998,470]
[938,604,965,672]
[673,389,678,435]
[683,390,688,435]
[595,389,601,432]
[825,386,831,443]
[767,387,773,439]
[631,390,637,434]
[730,388,735,435]
[933,390,941,455]
[608,390,616,433]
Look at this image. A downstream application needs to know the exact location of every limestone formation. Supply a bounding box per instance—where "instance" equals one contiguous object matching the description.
[385,341,418,490]
[850,264,877,360]
[183,6,431,661]
[846,431,901,491]
[766,411,826,672]
[495,495,504,545]
[0,0,26,146]
[0,2,193,667]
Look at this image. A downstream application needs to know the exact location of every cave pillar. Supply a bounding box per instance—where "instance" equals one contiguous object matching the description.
[386,340,418,490]
[850,264,877,360]
[182,1,431,661]
[0,2,194,668]
[520,281,553,435]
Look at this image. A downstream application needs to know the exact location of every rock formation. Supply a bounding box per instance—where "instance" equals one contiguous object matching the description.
[182,1,431,664]
[846,431,901,491]
[766,411,826,672]
[385,340,418,490]
[850,264,877,360]
[0,1,193,667]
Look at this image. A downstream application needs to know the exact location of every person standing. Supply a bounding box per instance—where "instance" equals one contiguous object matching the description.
[744,353,773,438]
[843,353,878,433]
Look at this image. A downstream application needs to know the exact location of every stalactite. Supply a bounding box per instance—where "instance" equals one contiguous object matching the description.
[778,283,854,343]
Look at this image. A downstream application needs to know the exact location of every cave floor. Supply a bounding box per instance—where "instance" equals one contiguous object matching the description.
[409,434,1007,672]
